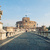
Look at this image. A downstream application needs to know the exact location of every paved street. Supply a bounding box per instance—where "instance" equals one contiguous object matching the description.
[0,32,50,50]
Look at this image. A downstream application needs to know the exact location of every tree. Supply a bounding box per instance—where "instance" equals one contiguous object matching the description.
[48,26,50,30]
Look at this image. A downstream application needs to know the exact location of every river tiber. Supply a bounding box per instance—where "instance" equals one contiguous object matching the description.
[0,5,50,50]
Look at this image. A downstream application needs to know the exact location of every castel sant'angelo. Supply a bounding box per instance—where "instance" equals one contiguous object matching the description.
[16,16,36,29]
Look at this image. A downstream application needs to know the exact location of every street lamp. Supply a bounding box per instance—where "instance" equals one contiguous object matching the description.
[37,23,38,27]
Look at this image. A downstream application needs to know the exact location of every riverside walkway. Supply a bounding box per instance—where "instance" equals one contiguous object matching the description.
[0,32,50,50]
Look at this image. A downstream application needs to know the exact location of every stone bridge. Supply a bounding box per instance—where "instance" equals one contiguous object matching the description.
[6,31,25,37]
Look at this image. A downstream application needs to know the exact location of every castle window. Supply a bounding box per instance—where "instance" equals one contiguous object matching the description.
[34,25,35,27]
[25,20,27,22]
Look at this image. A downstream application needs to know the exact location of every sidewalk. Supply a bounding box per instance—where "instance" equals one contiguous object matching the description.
[0,34,19,44]
[0,31,25,45]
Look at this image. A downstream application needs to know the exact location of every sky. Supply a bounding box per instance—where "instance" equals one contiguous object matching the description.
[0,0,50,27]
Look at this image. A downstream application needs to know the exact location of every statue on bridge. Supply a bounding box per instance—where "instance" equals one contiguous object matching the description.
[0,6,3,20]
[0,6,6,40]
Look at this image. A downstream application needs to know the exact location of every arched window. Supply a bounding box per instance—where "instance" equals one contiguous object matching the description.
[34,25,35,27]
[25,20,27,22]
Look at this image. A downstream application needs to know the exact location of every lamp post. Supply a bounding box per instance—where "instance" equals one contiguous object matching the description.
[37,23,38,31]
[37,23,38,27]
[36,23,39,34]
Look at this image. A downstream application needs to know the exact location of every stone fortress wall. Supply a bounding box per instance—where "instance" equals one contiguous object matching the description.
[16,17,36,29]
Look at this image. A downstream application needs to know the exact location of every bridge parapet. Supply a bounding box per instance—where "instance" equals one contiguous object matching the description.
[34,31,50,39]
[6,30,25,37]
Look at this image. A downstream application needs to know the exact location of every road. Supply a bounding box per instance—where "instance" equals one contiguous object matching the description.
[0,32,50,50]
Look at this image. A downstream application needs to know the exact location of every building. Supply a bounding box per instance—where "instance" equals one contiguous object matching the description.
[16,17,36,29]
[36,26,48,31]
[3,27,18,32]
[3,27,14,32]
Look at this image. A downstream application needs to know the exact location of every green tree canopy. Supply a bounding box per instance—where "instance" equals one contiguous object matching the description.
[48,26,50,30]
